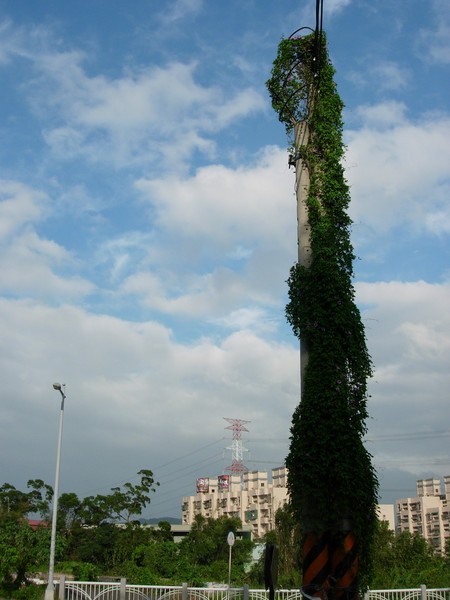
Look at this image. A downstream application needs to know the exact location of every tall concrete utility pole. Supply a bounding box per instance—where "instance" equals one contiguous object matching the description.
[267,23,378,599]
[293,121,311,394]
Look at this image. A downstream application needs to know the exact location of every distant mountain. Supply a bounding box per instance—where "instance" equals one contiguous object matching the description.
[140,517,182,525]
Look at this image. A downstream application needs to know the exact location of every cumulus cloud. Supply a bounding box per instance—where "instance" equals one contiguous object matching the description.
[347,60,410,93]
[371,61,410,91]
[122,146,297,318]
[0,230,94,300]
[0,180,95,301]
[135,146,294,250]
[358,279,450,400]
[22,48,264,169]
[295,0,351,24]
[159,0,204,24]
[0,180,47,239]
[357,280,450,474]
[346,103,450,234]
[417,0,450,64]
[0,19,266,171]
[0,297,298,495]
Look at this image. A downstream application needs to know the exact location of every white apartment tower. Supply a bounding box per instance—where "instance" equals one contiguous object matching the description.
[181,467,289,539]
[181,466,396,539]
[396,475,450,553]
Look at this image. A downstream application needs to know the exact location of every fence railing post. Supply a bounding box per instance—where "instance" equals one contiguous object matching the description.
[421,584,427,600]
[58,574,66,600]
[243,584,249,600]
[120,578,127,600]
[182,583,188,600]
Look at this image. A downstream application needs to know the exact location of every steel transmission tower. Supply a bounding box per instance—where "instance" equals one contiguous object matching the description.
[223,417,250,475]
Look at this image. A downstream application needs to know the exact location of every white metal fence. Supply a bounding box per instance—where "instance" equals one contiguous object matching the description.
[56,579,450,600]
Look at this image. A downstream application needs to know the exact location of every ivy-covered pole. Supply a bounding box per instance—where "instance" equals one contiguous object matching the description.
[267,33,378,599]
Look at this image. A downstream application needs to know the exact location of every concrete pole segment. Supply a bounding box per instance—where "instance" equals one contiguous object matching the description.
[294,121,311,395]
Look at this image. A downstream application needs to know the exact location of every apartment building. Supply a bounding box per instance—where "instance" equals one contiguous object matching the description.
[181,467,289,539]
[396,475,450,553]
[377,504,395,531]
[181,466,397,539]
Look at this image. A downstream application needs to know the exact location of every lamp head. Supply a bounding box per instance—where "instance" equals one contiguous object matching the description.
[53,383,62,391]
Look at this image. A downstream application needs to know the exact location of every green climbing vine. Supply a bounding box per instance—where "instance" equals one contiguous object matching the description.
[267,33,378,591]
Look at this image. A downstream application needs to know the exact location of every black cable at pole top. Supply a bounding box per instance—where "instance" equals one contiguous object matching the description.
[313,0,324,73]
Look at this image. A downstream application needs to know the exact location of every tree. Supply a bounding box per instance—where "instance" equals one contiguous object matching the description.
[178,515,253,584]
[272,505,302,588]
[67,522,118,567]
[57,492,82,530]
[0,520,55,592]
[0,483,29,521]
[0,480,53,522]
[369,521,450,588]
[26,479,53,519]
[131,539,180,580]
[63,470,159,569]
[0,471,161,587]
[248,505,302,588]
[0,480,55,592]
[78,469,159,526]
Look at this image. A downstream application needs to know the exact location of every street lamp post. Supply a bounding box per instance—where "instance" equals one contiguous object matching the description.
[45,383,66,600]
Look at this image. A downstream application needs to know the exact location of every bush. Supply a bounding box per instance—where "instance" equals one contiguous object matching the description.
[2,583,46,600]
[71,562,99,581]
[119,562,158,585]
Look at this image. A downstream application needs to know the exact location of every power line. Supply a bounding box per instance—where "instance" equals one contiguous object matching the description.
[80,430,450,517]
[366,431,450,442]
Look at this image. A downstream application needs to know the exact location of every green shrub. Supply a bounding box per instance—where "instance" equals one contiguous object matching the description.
[71,562,99,581]
[119,562,158,585]
[4,583,45,600]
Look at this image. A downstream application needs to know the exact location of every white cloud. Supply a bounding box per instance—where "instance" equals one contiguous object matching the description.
[357,280,450,473]
[417,0,450,64]
[123,146,297,318]
[0,230,94,300]
[30,52,265,169]
[353,100,407,128]
[328,0,352,13]
[346,104,450,234]
[212,307,277,334]
[0,180,94,300]
[347,61,410,93]
[159,0,204,24]
[0,180,47,239]
[0,297,298,494]
[372,61,410,91]
[135,146,294,249]
[424,194,450,234]
[295,0,351,24]
[42,126,85,160]
[418,24,450,64]
[94,232,156,283]
[0,22,266,170]
[358,279,450,381]
[121,267,275,320]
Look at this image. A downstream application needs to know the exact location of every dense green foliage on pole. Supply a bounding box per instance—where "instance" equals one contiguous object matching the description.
[255,516,450,590]
[267,33,378,589]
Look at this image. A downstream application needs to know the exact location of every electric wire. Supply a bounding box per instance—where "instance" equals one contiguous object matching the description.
[80,428,450,517]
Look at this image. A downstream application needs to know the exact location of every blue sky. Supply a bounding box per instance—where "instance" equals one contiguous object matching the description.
[0,0,449,519]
